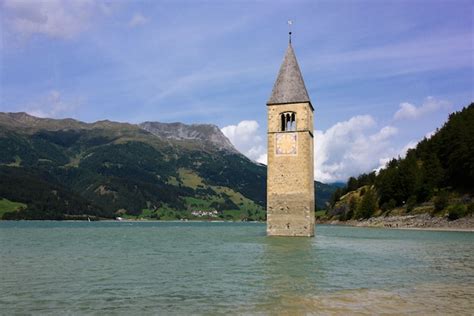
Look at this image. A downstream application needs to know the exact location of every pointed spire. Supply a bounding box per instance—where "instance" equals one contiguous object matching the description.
[267,43,311,105]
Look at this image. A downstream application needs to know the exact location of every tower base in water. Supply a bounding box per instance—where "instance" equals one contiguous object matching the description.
[267,193,315,237]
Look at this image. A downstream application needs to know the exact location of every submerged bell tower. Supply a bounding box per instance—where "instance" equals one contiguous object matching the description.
[266,35,315,237]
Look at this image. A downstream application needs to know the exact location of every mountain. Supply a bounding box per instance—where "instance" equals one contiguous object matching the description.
[0,112,337,220]
[328,103,474,220]
[139,121,237,153]
[328,182,346,188]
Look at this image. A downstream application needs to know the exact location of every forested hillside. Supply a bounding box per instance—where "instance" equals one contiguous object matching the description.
[0,112,336,220]
[329,103,474,220]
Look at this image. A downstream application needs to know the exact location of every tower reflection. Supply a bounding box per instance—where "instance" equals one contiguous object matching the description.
[257,236,326,313]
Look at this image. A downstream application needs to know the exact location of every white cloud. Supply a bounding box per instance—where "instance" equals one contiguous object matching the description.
[26,90,78,118]
[369,126,398,142]
[221,120,266,162]
[256,154,267,165]
[425,130,436,139]
[128,13,148,27]
[394,103,417,120]
[375,157,391,173]
[313,115,400,182]
[394,96,451,120]
[1,0,107,39]
[375,140,417,172]
[400,141,417,157]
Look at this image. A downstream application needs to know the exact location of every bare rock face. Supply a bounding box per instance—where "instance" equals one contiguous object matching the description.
[139,121,238,153]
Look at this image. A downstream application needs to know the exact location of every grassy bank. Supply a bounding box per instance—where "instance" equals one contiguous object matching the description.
[0,198,26,218]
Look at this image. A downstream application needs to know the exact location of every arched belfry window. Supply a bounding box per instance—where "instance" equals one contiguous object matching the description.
[280,112,296,131]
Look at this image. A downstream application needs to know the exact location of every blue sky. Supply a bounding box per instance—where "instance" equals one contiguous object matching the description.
[1,0,473,182]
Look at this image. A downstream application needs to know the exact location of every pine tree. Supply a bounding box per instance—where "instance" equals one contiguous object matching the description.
[356,187,377,219]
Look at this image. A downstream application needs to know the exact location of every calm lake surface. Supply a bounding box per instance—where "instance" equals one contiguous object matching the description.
[1,221,473,315]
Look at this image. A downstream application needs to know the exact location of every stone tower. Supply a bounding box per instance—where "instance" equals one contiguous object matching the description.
[266,40,315,237]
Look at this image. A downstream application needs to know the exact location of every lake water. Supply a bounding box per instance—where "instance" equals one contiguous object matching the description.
[1,221,473,315]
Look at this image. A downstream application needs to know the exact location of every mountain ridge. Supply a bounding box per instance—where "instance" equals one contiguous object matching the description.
[0,112,338,220]
[1,112,239,154]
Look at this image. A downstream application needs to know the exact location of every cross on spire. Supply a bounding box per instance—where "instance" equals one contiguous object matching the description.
[288,20,293,44]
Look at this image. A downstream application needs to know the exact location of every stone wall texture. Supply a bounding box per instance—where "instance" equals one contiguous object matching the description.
[267,102,315,236]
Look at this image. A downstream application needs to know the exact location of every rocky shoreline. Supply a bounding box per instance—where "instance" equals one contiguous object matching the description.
[318,214,474,232]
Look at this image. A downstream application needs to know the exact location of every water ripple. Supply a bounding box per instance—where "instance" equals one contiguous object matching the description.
[0,222,473,314]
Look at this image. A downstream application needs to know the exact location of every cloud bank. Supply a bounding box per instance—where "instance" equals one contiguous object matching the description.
[222,116,413,183]
[313,117,405,183]
[222,97,451,183]
[222,115,406,182]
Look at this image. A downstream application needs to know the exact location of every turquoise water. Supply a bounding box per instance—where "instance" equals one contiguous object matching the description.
[1,222,473,314]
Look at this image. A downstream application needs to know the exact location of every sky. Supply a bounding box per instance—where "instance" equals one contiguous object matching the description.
[1,0,473,183]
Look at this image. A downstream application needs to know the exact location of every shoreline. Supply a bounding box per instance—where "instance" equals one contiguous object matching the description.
[2,215,474,232]
[321,223,474,232]
[317,213,474,232]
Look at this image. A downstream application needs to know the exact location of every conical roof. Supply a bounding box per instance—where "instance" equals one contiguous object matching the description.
[267,43,311,105]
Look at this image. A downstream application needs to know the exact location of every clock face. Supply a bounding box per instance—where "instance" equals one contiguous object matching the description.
[276,133,297,155]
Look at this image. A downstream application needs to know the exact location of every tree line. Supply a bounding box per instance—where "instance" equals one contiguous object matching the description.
[329,103,474,219]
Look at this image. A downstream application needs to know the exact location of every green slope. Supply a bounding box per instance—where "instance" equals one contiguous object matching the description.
[329,103,474,220]
[0,112,337,220]
[0,198,26,218]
